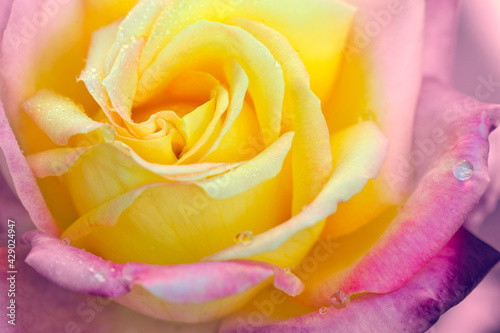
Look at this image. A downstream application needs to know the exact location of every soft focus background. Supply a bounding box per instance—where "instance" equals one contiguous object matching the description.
[0,1,499,332]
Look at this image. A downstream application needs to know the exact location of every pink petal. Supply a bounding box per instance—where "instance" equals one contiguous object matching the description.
[0,100,59,236]
[220,228,500,332]
[0,246,219,333]
[305,79,500,306]
[22,230,303,322]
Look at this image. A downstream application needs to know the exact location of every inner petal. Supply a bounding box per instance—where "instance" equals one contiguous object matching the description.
[137,20,285,147]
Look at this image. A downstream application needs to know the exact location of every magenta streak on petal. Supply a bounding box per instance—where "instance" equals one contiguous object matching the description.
[23,230,304,304]
[220,228,500,333]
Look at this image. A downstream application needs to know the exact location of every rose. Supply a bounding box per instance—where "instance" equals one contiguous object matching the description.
[0,1,499,333]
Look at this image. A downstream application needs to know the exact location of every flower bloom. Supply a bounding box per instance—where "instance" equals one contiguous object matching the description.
[0,0,499,332]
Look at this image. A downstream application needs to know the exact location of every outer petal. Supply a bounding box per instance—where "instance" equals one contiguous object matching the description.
[432,207,500,332]
[22,89,116,146]
[322,0,425,238]
[0,0,137,235]
[0,247,218,333]
[0,173,215,332]
[301,79,500,307]
[0,98,59,235]
[22,230,303,323]
[220,228,500,333]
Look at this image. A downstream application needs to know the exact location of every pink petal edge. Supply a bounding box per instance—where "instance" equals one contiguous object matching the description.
[220,228,500,333]
[22,230,304,322]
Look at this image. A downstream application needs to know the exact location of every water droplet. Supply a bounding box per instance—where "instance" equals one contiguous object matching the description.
[234,231,254,245]
[319,306,328,315]
[453,160,474,181]
[94,272,105,282]
[275,61,281,69]
[329,291,350,309]
[61,238,70,245]
[284,267,291,274]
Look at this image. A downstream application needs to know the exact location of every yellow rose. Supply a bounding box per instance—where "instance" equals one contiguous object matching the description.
[6,0,387,321]
[4,0,499,330]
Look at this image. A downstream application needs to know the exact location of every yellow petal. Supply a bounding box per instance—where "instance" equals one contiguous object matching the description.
[177,86,228,164]
[22,90,115,146]
[200,17,333,270]
[79,21,124,127]
[103,0,166,75]
[195,132,294,199]
[204,122,388,269]
[102,37,144,122]
[137,20,285,146]
[118,131,179,164]
[295,206,398,306]
[60,167,292,265]
[135,0,355,101]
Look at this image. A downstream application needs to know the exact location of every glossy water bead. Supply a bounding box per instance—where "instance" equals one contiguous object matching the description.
[329,291,350,309]
[61,238,70,245]
[318,306,328,315]
[234,231,254,245]
[453,160,474,181]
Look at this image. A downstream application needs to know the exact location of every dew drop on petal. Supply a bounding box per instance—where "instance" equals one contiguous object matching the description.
[61,238,70,245]
[319,306,328,315]
[234,231,253,245]
[284,267,291,274]
[329,291,350,309]
[453,160,474,181]
[94,272,105,282]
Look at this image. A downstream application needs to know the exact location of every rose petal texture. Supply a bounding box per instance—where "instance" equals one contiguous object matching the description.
[291,78,500,307]
[0,175,214,333]
[0,241,218,333]
[20,230,303,323]
[0,0,379,324]
[0,0,500,330]
[0,0,355,268]
[219,228,500,333]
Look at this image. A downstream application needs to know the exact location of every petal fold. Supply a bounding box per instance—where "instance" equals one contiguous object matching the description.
[302,79,500,307]
[23,230,303,323]
[204,121,388,268]
[220,228,500,332]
